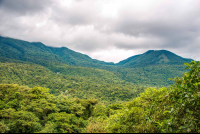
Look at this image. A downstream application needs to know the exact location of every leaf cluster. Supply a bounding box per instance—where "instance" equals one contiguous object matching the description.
[0,84,98,133]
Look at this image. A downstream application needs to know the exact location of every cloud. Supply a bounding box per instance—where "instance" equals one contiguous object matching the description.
[0,0,200,62]
[111,1,200,43]
[50,0,101,26]
[0,0,53,15]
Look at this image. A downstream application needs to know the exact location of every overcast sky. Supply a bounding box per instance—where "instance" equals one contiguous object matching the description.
[0,0,200,63]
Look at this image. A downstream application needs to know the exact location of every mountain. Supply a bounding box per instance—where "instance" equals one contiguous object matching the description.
[0,37,198,133]
[0,36,192,68]
[114,50,193,86]
[0,36,194,86]
[117,50,192,67]
[0,36,114,68]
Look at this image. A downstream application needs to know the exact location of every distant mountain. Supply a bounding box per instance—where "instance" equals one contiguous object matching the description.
[117,50,192,67]
[0,36,114,68]
[0,36,195,86]
[0,36,193,69]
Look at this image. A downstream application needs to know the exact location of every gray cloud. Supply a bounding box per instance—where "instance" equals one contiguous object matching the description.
[109,0,200,53]
[49,0,102,26]
[0,0,52,15]
[0,0,200,62]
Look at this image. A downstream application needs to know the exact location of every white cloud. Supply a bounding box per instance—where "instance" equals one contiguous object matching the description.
[89,47,136,63]
[0,0,200,62]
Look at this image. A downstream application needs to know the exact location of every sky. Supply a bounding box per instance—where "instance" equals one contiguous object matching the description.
[0,0,200,63]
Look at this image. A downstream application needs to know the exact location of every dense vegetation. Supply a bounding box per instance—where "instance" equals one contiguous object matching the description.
[0,62,145,103]
[0,36,199,133]
[117,50,192,67]
[0,84,98,133]
[0,36,192,86]
[105,64,187,86]
[0,61,199,133]
[86,61,200,133]
[0,36,114,68]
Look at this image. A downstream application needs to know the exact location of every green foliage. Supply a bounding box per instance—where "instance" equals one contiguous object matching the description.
[0,61,199,133]
[113,64,188,86]
[0,35,199,133]
[0,36,192,87]
[0,121,10,133]
[46,112,87,133]
[92,104,107,117]
[84,116,109,133]
[0,84,96,133]
[0,108,42,133]
[117,50,192,67]
[167,61,200,133]
[104,61,200,133]
[0,62,144,103]
[7,111,42,133]
[0,36,114,69]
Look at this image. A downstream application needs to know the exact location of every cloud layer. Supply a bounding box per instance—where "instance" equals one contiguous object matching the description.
[0,0,200,63]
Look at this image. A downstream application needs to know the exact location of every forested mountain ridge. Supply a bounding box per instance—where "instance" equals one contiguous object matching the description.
[0,36,114,68]
[117,50,192,67]
[0,36,192,68]
[0,36,193,86]
[0,36,199,133]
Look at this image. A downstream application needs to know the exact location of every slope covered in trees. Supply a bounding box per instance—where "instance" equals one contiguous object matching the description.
[0,62,144,103]
[117,50,192,67]
[85,61,200,133]
[112,64,188,86]
[0,84,98,133]
[0,36,193,86]
[0,36,199,133]
[0,36,114,68]
[0,61,199,133]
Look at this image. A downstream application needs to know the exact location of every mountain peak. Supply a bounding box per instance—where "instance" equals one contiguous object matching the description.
[117,49,192,67]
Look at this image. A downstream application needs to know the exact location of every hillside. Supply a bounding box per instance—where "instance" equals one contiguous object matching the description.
[112,64,188,86]
[88,61,200,133]
[0,36,114,68]
[0,36,198,133]
[0,61,199,133]
[0,36,193,86]
[117,50,192,67]
[0,62,144,103]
